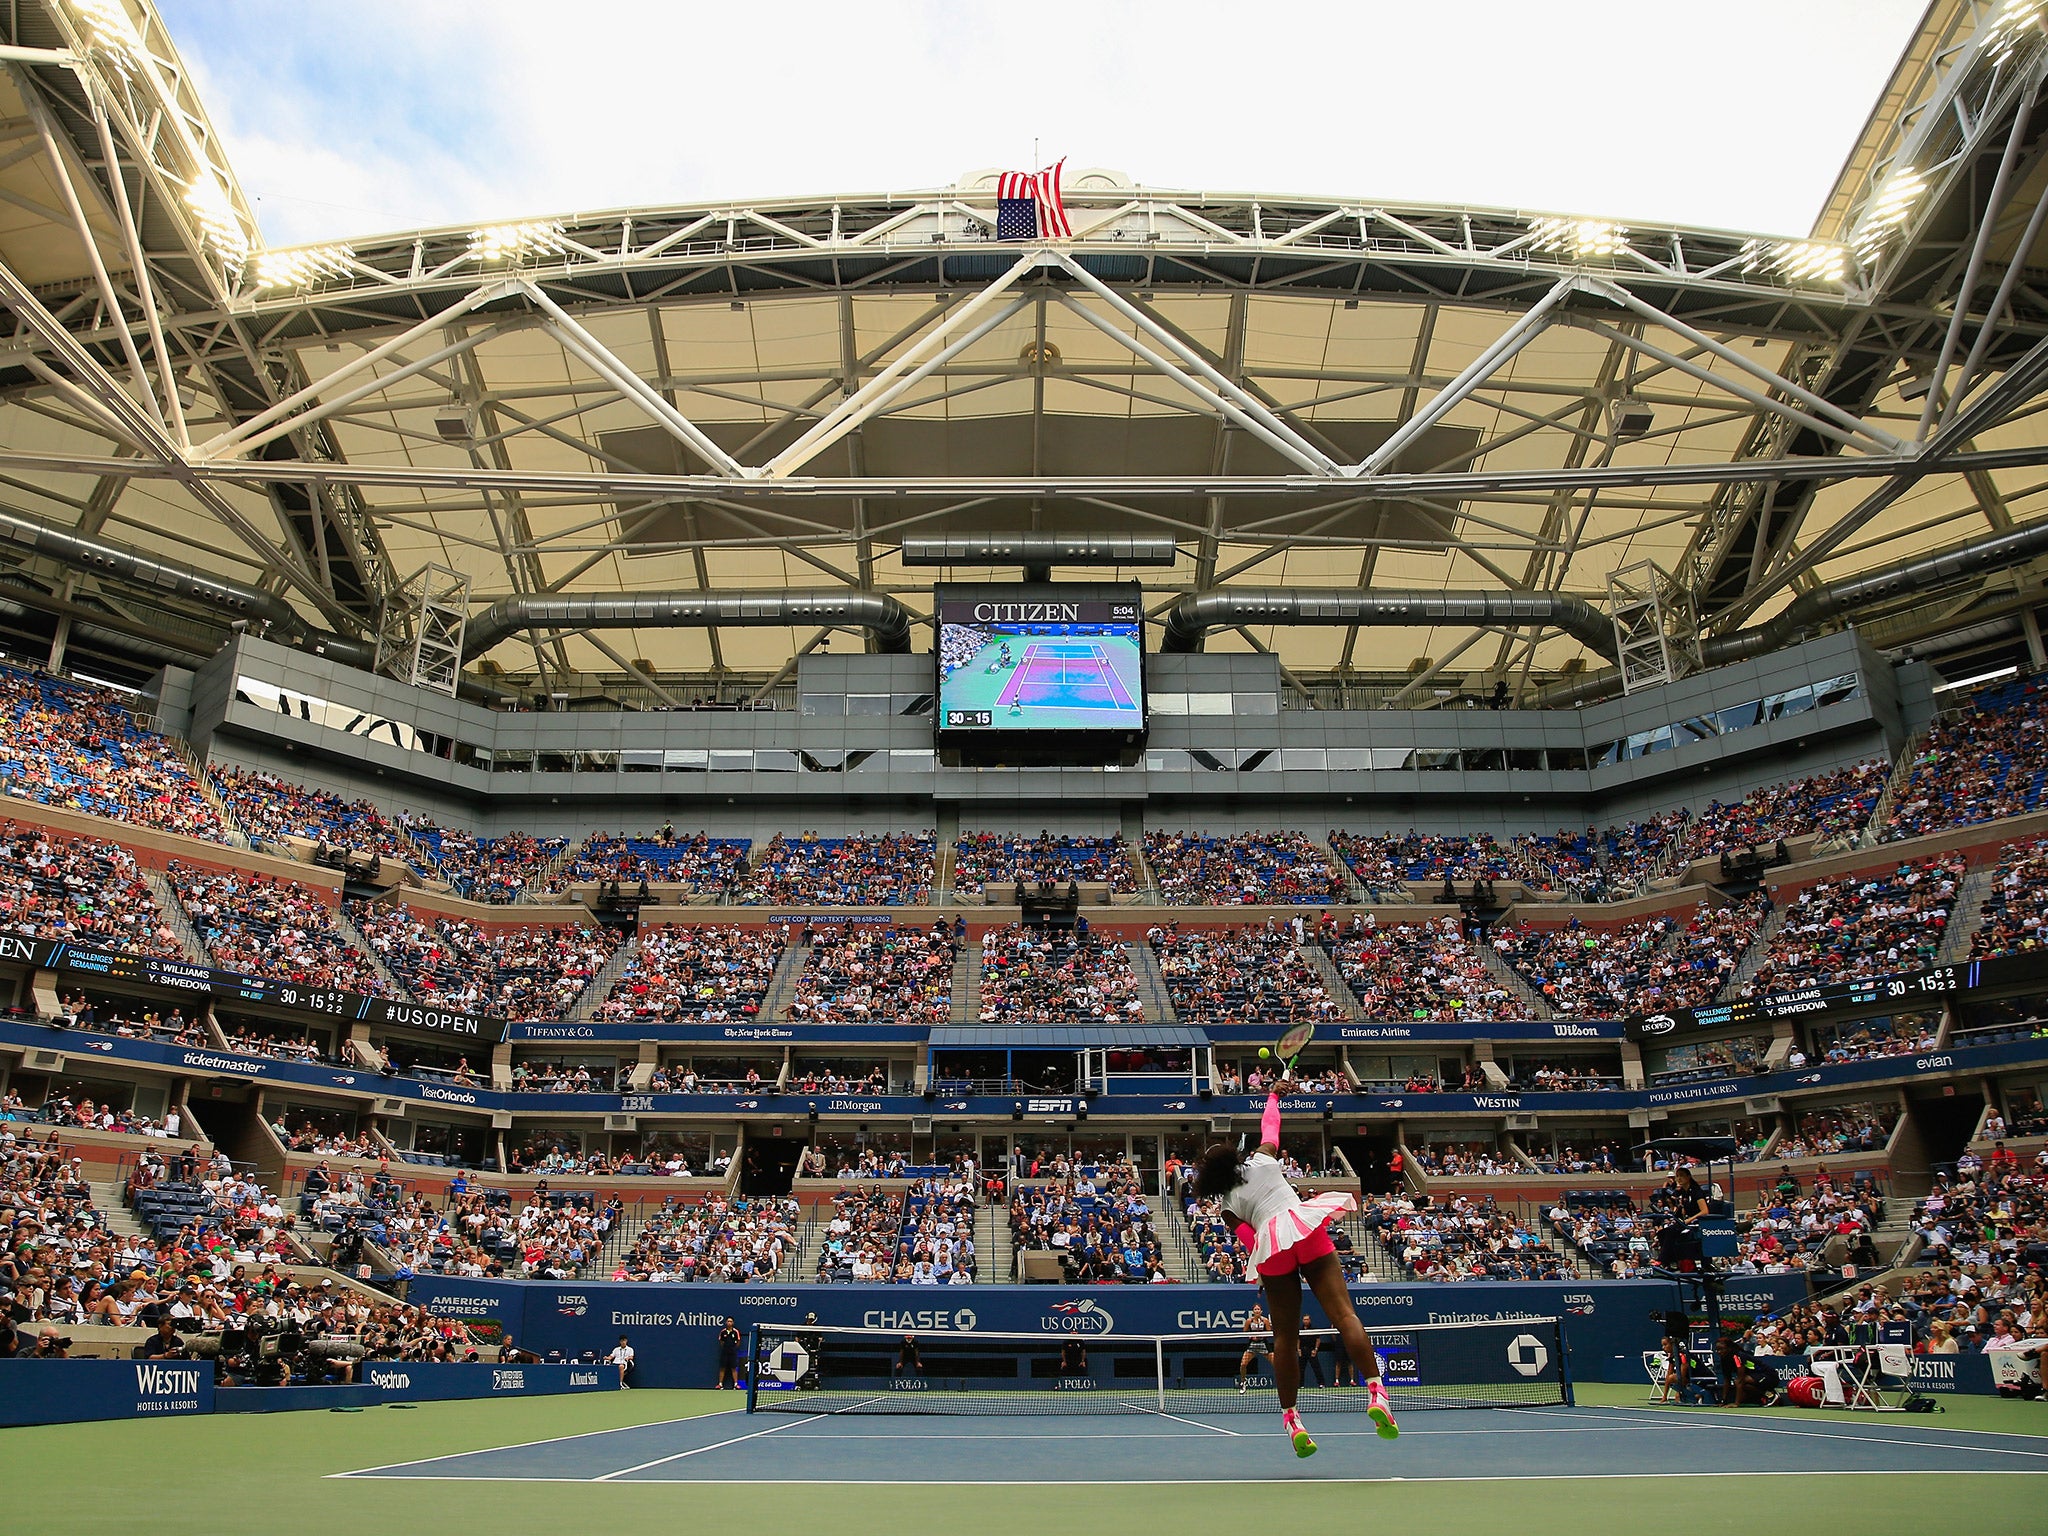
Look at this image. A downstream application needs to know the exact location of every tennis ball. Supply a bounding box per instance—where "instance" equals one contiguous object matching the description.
[1258,1047,1270,1059]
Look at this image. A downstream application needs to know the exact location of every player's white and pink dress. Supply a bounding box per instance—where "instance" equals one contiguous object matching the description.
[1222,1094,1356,1278]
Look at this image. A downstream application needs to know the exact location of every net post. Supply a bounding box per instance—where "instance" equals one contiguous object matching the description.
[745,1324,760,1414]
[1554,1316,1574,1407]
[1155,1335,1166,1415]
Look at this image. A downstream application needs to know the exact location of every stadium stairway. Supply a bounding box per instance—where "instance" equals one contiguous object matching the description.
[1859,731,1924,848]
[1321,837,1370,903]
[1299,942,1364,1020]
[171,740,250,850]
[1477,943,1553,1018]
[1128,839,1164,903]
[1716,897,1792,1000]
[139,868,210,964]
[85,1178,155,1246]
[331,902,407,998]
[570,935,642,1019]
[1162,1204,1213,1282]
[585,1201,654,1278]
[949,944,982,1024]
[974,1196,1013,1282]
[1127,941,1178,1023]
[1935,863,1995,965]
[535,836,584,895]
[756,942,810,1024]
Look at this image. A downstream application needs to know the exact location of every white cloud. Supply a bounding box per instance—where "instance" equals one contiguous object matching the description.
[162,0,1927,248]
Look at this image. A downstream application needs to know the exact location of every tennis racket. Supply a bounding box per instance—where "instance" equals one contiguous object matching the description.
[1272,1021,1316,1074]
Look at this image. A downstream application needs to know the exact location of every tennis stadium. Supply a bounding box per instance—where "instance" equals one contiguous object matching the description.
[0,2,2044,1532]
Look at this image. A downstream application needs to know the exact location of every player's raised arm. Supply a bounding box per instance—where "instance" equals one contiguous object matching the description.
[1257,1084,1286,1158]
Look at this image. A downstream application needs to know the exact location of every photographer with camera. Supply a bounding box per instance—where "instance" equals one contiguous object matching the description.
[140,1317,188,1361]
[32,1327,70,1358]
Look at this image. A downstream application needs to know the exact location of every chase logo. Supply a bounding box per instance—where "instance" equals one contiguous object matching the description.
[1507,1334,1549,1377]
[1044,1299,1114,1334]
[557,1294,589,1315]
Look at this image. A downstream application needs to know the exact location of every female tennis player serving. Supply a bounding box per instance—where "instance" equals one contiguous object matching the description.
[1196,1080,1399,1456]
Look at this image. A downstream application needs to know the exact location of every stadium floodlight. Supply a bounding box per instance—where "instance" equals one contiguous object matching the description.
[1740,238,1848,285]
[468,220,567,263]
[1608,398,1654,440]
[1525,216,1626,260]
[68,0,147,69]
[183,174,250,265]
[250,245,353,290]
[1984,0,2047,65]
[1849,167,1927,261]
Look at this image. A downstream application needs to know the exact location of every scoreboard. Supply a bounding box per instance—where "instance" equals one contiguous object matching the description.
[0,930,504,1042]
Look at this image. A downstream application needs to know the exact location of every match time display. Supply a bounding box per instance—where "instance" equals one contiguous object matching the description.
[936,591,1146,735]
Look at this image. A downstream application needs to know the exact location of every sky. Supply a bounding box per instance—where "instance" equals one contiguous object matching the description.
[156,0,1930,250]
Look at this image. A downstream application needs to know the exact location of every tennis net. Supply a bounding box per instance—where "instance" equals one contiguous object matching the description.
[746,1317,1570,1415]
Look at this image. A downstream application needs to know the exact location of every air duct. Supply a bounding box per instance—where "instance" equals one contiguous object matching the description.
[0,587,212,668]
[0,504,395,672]
[1158,588,1619,659]
[0,504,305,635]
[460,590,915,660]
[1537,516,2048,707]
[900,534,1179,568]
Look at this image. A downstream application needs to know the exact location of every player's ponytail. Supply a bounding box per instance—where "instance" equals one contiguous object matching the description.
[1195,1142,1245,1201]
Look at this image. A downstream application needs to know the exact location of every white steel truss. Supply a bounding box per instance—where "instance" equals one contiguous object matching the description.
[0,0,2046,695]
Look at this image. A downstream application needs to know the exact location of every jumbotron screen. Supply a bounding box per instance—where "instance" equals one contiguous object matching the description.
[935,585,1146,735]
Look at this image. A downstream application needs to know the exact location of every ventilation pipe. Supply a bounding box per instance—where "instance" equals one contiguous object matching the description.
[1158,588,1620,660]
[1536,516,2048,706]
[459,590,916,661]
[0,504,305,633]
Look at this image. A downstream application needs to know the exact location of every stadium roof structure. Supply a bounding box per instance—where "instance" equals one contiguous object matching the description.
[3,1,2048,705]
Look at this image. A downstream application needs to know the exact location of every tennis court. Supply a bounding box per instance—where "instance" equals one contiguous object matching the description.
[9,1385,2042,1536]
[940,627,1145,730]
[335,1400,2048,1485]
[993,641,1139,715]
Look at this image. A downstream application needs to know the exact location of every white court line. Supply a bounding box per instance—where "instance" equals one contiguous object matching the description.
[329,1470,2048,1486]
[1142,1410,1241,1437]
[768,1424,1675,1440]
[1564,1403,2048,1445]
[1506,1406,2048,1460]
[328,1410,744,1478]
[591,1413,820,1481]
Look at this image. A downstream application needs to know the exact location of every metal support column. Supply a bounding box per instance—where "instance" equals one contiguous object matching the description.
[1606,559,1699,694]
[374,563,473,697]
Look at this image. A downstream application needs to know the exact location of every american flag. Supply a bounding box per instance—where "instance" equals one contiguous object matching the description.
[995,160,1071,240]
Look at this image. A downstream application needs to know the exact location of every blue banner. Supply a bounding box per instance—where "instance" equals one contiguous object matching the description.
[401,1274,1812,1390]
[504,1020,932,1044]
[4,1016,2043,1121]
[1205,1020,1627,1043]
[0,1357,214,1426]
[214,1361,614,1413]
[1763,1351,2005,1396]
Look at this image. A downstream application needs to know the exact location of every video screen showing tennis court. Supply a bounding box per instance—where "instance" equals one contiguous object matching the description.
[937,595,1146,734]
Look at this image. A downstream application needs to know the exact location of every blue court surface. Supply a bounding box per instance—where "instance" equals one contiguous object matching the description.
[334,1404,2048,1485]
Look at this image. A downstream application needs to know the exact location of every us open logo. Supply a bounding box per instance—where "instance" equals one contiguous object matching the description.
[1043,1299,1114,1334]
